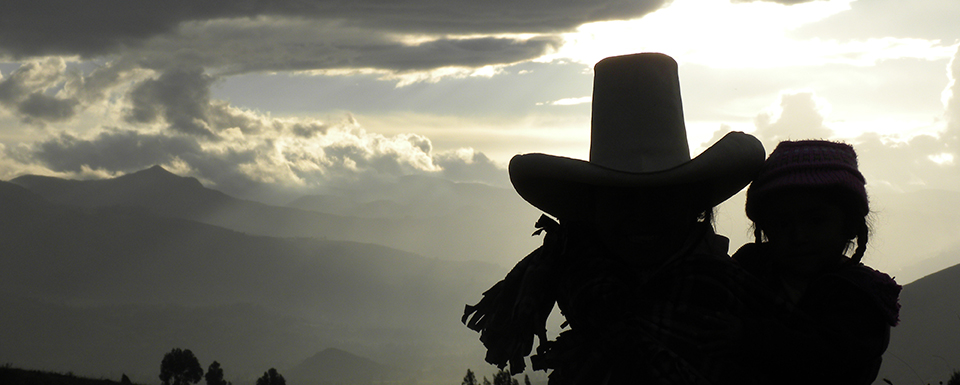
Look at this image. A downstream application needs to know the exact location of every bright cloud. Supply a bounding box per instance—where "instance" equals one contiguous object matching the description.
[539,96,592,106]
[0,59,511,202]
[722,64,960,194]
[552,0,955,69]
[928,152,955,165]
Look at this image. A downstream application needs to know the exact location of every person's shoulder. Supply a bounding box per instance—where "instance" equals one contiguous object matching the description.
[832,262,900,291]
[731,242,771,274]
[731,242,762,261]
[824,262,902,326]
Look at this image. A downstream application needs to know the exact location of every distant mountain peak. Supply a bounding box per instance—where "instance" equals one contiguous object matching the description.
[145,164,169,173]
[288,347,401,382]
[128,165,177,179]
[301,347,369,364]
[118,165,203,189]
[8,165,219,213]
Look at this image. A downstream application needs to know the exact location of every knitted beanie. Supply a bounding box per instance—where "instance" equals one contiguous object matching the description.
[745,140,868,222]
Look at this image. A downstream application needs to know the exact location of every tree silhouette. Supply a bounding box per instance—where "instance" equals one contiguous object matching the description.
[159,348,204,385]
[462,369,478,385]
[524,374,532,385]
[948,370,960,385]
[205,361,230,385]
[493,369,519,385]
[256,368,286,385]
[482,376,491,385]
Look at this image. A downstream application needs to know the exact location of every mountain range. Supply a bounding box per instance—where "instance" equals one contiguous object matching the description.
[878,261,960,384]
[2,166,958,384]
[286,348,404,384]
[9,165,544,265]
[0,172,511,384]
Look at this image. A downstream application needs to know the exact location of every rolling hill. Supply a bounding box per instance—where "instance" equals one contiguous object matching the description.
[0,180,504,383]
[876,254,960,384]
[286,347,405,384]
[9,166,543,265]
[9,167,959,385]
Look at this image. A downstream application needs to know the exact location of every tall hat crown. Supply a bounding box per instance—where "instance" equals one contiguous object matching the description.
[589,53,691,173]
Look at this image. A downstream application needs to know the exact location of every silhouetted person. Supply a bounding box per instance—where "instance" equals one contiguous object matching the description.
[463,53,767,384]
[734,140,901,384]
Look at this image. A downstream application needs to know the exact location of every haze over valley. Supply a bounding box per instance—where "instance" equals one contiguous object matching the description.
[2,167,960,384]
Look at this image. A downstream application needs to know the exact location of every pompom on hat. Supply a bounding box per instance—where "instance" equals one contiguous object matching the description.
[509,53,766,220]
[745,140,868,222]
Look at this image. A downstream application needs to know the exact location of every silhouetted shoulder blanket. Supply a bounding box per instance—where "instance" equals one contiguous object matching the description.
[733,242,901,385]
[535,221,763,385]
[465,219,778,384]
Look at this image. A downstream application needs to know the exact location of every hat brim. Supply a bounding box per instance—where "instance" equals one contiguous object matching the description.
[509,131,765,220]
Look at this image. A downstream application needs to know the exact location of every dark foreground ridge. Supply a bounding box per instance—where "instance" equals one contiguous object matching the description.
[0,366,137,385]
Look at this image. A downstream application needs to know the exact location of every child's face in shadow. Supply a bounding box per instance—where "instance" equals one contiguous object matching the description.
[760,189,852,275]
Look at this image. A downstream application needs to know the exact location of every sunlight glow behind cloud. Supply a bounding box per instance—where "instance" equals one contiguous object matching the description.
[928,152,955,165]
[551,0,954,69]
[539,96,592,106]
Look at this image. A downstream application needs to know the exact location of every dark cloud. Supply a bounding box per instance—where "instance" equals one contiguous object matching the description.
[0,71,27,105]
[125,68,219,138]
[31,129,203,173]
[407,135,432,154]
[0,1,665,72]
[2,55,508,201]
[23,128,266,196]
[17,92,79,122]
[0,1,258,58]
[0,59,80,123]
[0,58,141,124]
[133,22,564,74]
[207,101,271,135]
[357,37,561,72]
[316,0,665,35]
[179,147,263,194]
[68,58,141,104]
[0,8,553,199]
[17,115,509,202]
[290,122,330,138]
[203,59,592,119]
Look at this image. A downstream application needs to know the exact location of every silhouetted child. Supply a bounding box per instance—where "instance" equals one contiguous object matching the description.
[733,140,901,385]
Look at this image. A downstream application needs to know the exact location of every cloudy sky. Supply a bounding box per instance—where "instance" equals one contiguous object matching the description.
[1,0,958,277]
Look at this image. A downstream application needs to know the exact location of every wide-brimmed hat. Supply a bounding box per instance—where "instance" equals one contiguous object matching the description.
[509,53,765,220]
